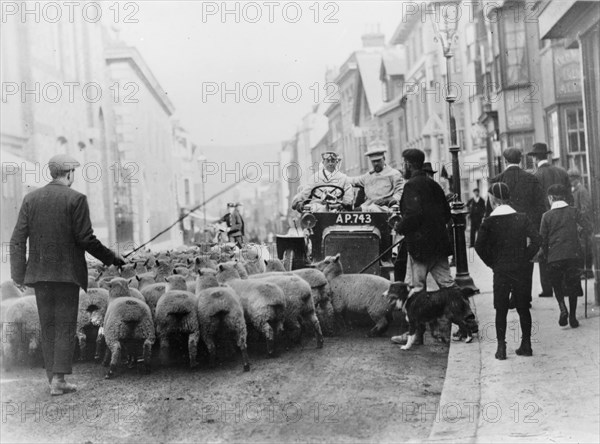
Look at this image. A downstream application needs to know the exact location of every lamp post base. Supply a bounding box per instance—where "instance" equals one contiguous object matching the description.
[451,203,479,294]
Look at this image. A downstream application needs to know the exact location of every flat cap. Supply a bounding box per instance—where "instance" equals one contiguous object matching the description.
[489,182,510,200]
[365,140,387,160]
[502,148,522,164]
[48,154,80,175]
[567,168,581,178]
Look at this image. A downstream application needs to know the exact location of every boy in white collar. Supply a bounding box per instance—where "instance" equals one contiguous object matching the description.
[475,183,542,360]
[540,184,591,328]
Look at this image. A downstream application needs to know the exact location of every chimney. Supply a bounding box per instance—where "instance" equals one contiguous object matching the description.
[361,23,385,48]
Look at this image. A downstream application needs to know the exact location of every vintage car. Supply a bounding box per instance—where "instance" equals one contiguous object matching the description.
[276,185,401,279]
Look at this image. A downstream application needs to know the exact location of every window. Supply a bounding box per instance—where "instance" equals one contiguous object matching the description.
[502,7,528,86]
[547,110,560,159]
[564,106,587,182]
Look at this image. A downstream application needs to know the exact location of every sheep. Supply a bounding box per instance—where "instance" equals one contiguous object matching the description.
[194,269,220,293]
[134,273,156,291]
[314,254,395,337]
[1,296,41,369]
[187,268,217,293]
[194,256,218,272]
[107,278,145,304]
[140,275,188,319]
[197,286,250,371]
[1,281,23,301]
[216,263,286,357]
[249,274,323,348]
[76,288,109,361]
[155,290,200,368]
[102,296,155,378]
[266,259,285,272]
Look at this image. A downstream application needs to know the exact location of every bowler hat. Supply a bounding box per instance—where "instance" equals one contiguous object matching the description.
[527,142,551,157]
[489,182,511,200]
[48,154,80,177]
[422,162,437,174]
[502,148,522,164]
[567,168,581,179]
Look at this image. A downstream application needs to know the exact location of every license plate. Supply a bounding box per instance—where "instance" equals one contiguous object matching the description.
[334,213,373,224]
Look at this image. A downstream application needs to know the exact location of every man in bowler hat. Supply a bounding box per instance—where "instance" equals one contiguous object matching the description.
[10,154,126,395]
[527,142,573,297]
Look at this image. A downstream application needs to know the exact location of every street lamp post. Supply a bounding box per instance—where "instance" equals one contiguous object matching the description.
[431,0,478,292]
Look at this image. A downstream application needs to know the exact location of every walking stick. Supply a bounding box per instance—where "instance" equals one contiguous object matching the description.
[584,235,588,319]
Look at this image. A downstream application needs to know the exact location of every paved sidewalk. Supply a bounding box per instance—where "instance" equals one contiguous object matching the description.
[428,251,600,443]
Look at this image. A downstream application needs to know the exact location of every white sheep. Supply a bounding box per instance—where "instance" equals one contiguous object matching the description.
[102,296,155,379]
[314,254,395,337]
[265,259,285,272]
[76,288,109,361]
[140,275,188,319]
[1,296,41,369]
[196,286,250,371]
[107,278,146,304]
[155,290,200,368]
[216,263,286,357]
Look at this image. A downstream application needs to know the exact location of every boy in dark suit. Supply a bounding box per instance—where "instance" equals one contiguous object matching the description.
[539,184,591,328]
[475,183,542,360]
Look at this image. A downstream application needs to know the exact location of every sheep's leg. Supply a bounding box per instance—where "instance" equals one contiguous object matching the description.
[77,331,87,361]
[3,340,14,371]
[285,319,302,346]
[102,346,111,367]
[188,332,200,369]
[158,335,171,367]
[305,312,324,348]
[105,342,121,379]
[226,315,250,372]
[142,339,153,374]
[368,315,389,337]
[94,332,105,362]
[259,321,275,357]
[28,334,39,366]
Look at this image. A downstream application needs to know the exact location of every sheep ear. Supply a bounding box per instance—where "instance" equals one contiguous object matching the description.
[197,269,203,276]
[195,257,201,265]
[133,262,137,270]
[136,275,141,282]
[156,259,161,267]
[333,254,340,263]
[165,276,171,283]
[173,269,178,275]
[264,259,268,266]
[187,258,192,265]
[218,264,224,272]
[128,278,133,285]
[144,258,149,267]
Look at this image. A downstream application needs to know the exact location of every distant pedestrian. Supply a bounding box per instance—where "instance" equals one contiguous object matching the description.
[568,168,594,276]
[228,203,245,248]
[475,182,541,360]
[10,154,126,395]
[539,184,591,328]
[527,142,572,297]
[467,188,485,248]
[488,148,546,298]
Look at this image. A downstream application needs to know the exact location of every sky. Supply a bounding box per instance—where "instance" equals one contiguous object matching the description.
[116,1,407,147]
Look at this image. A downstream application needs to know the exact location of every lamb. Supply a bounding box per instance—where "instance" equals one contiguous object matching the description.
[314,254,395,337]
[76,288,109,361]
[155,290,200,368]
[1,296,41,369]
[0,281,23,301]
[140,275,188,319]
[249,273,323,348]
[197,286,250,371]
[102,296,155,378]
[216,263,286,357]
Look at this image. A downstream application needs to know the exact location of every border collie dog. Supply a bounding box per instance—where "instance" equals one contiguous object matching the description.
[385,282,477,350]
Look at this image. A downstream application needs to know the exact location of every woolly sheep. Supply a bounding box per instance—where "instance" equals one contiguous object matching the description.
[249,274,323,348]
[314,254,395,337]
[108,278,145,304]
[197,286,250,371]
[102,296,155,378]
[194,256,218,271]
[1,296,41,369]
[140,275,188,319]
[265,259,285,272]
[1,281,23,301]
[155,290,200,368]
[134,273,156,291]
[187,268,217,293]
[76,288,109,361]
[216,264,286,357]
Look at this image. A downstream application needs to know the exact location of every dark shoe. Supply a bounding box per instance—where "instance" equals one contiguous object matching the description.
[538,293,553,298]
[569,315,579,328]
[495,342,506,360]
[558,299,569,326]
[515,340,533,357]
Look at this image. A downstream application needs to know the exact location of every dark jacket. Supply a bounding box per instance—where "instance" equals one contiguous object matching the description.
[467,197,486,222]
[535,163,572,208]
[539,204,591,264]
[395,170,452,261]
[10,181,116,291]
[229,210,245,237]
[475,210,542,272]
[489,166,546,229]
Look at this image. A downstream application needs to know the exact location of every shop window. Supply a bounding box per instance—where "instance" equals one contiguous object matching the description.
[502,12,528,86]
[564,106,587,182]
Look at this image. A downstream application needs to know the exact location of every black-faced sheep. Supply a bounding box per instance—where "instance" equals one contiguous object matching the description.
[1,296,41,369]
[155,290,200,368]
[76,288,109,361]
[314,254,395,337]
[216,264,286,357]
[102,296,155,379]
[197,286,250,371]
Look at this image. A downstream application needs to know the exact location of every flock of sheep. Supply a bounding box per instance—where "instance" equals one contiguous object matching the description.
[0,244,401,379]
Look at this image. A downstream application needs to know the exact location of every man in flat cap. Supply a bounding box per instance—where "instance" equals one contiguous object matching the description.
[475,182,541,359]
[10,154,126,396]
[291,151,353,212]
[527,142,573,296]
[347,140,403,212]
[488,147,546,297]
[228,203,245,248]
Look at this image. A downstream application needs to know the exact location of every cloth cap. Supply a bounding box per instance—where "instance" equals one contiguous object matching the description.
[48,154,80,175]
[502,148,522,164]
[489,182,511,200]
[365,140,387,160]
[547,184,567,198]
[402,149,425,168]
[527,142,551,156]
[567,168,581,178]
[422,162,437,174]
